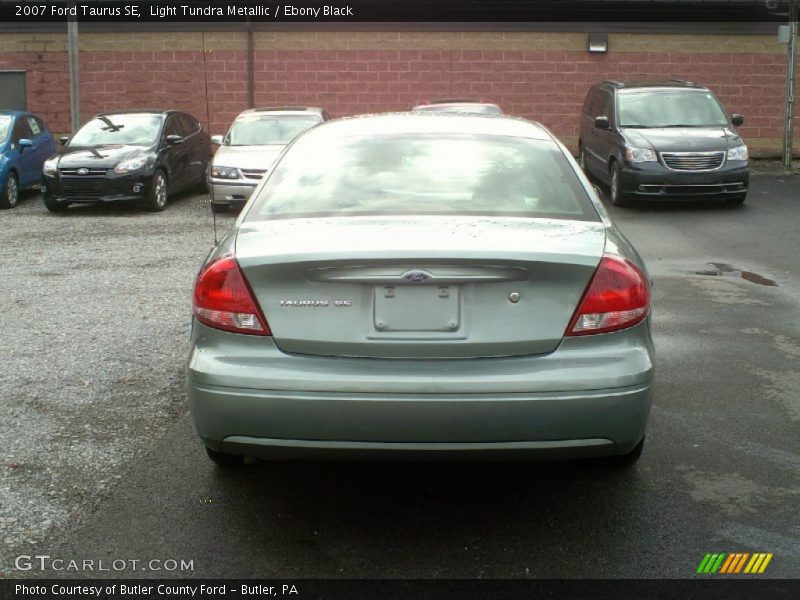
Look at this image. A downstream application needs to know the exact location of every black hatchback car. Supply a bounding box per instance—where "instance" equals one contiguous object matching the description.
[578,80,749,207]
[42,110,211,212]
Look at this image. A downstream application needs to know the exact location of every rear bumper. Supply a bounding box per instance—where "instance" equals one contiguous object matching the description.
[187,320,654,460]
[190,383,651,460]
[620,162,749,198]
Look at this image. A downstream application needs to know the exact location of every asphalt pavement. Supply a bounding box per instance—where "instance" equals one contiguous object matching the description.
[2,177,799,579]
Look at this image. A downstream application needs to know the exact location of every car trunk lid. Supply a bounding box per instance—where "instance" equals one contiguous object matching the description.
[235,215,606,358]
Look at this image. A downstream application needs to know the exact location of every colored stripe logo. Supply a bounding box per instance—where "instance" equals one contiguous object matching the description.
[696,552,773,574]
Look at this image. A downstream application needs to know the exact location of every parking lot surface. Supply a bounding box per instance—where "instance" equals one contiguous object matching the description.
[1,177,799,578]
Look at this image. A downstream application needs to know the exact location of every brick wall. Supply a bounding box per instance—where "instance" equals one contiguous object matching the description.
[0,31,793,155]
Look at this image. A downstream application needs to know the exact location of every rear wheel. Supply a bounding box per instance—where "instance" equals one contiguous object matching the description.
[210,202,228,214]
[146,170,168,212]
[578,145,587,174]
[44,197,68,213]
[205,446,245,467]
[0,172,19,209]
[604,437,644,467]
[609,162,630,207]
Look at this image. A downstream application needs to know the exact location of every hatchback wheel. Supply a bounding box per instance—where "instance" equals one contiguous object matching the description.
[44,197,68,213]
[609,162,629,207]
[146,170,168,212]
[0,172,19,209]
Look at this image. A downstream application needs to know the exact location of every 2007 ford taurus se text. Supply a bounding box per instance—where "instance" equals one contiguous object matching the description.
[187,113,655,467]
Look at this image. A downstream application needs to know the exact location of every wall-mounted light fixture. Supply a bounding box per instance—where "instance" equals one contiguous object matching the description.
[588,32,608,53]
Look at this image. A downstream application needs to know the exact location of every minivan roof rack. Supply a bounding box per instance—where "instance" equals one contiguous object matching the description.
[601,80,625,88]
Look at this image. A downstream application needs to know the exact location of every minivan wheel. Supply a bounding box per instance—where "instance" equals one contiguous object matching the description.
[0,172,19,209]
[205,446,245,467]
[610,162,629,207]
[146,170,168,212]
[578,145,587,173]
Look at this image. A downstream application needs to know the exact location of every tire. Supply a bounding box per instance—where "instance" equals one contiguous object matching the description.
[724,192,747,206]
[44,197,68,213]
[210,202,228,214]
[609,162,630,207]
[205,446,245,467]
[145,170,168,212]
[604,437,645,467]
[0,172,19,209]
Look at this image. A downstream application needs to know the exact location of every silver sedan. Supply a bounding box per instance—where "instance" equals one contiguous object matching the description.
[188,113,654,466]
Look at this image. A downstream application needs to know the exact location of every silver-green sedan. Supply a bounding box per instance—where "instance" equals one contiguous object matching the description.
[187,113,654,466]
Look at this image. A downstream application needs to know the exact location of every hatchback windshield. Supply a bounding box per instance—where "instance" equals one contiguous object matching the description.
[69,114,162,146]
[227,116,321,146]
[249,133,597,221]
[0,115,12,144]
[618,90,729,128]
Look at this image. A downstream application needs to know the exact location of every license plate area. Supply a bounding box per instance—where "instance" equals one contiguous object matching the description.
[374,285,460,332]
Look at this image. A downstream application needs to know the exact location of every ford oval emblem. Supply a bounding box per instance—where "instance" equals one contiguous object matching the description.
[77,168,89,175]
[404,271,431,283]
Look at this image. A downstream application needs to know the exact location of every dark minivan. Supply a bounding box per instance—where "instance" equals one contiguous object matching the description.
[578,80,749,207]
[43,110,211,212]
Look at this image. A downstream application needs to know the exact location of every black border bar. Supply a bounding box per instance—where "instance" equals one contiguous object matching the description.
[0,1,793,24]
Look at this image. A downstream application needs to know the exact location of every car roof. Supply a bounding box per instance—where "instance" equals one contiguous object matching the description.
[93,109,180,118]
[0,110,31,118]
[306,112,553,142]
[236,106,327,118]
[600,79,707,92]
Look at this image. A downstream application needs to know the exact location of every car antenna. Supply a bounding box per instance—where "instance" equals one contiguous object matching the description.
[211,201,218,245]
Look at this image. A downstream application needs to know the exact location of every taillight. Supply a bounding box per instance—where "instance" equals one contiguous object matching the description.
[566,255,650,336]
[192,255,271,336]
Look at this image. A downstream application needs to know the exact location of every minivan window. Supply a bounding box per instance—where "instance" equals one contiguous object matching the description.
[69,114,162,146]
[249,133,598,221]
[618,90,729,128]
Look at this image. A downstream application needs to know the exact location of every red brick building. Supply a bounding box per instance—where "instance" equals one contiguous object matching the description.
[0,23,794,156]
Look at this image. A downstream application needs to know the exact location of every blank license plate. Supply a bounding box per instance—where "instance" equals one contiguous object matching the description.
[374,286,460,332]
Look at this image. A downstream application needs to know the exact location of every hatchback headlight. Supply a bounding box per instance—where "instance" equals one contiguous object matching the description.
[625,147,657,163]
[43,158,58,177]
[210,166,239,179]
[113,156,148,174]
[726,145,748,162]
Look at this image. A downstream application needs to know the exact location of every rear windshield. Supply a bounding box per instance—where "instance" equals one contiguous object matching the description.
[0,115,12,144]
[247,133,598,221]
[69,114,162,146]
[618,90,729,128]
[227,116,321,146]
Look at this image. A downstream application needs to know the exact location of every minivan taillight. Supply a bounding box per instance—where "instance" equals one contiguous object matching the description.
[192,255,271,336]
[566,255,650,336]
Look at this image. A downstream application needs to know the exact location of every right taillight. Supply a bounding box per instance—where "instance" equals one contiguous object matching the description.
[192,255,271,336]
[566,255,650,336]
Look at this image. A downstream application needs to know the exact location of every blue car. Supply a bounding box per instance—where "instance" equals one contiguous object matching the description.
[0,110,57,209]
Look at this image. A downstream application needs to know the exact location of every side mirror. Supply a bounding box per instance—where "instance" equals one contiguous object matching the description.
[58,135,70,145]
[731,114,744,127]
[594,116,610,130]
[210,134,224,145]
[165,134,184,145]
[18,138,33,148]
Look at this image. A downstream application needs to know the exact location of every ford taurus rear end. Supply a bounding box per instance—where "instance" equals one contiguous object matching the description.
[187,113,654,466]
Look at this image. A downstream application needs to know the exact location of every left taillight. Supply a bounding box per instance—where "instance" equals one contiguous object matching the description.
[192,255,271,336]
